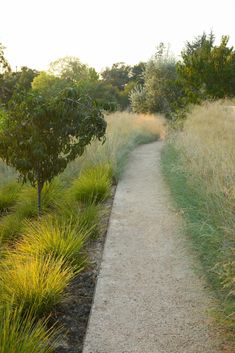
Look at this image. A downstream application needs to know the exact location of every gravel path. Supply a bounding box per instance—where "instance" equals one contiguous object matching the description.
[82,141,220,353]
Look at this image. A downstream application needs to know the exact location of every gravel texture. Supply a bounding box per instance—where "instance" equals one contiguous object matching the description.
[82,141,221,353]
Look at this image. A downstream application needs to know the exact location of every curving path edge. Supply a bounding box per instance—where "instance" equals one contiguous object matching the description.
[82,141,220,353]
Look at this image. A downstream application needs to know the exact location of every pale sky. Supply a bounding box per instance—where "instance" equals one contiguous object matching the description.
[1,0,235,73]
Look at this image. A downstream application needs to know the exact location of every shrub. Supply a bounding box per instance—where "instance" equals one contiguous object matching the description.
[0,254,76,317]
[0,304,58,353]
[16,216,87,269]
[69,164,112,204]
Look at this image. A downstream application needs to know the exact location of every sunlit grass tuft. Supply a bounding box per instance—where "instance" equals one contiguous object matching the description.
[0,254,77,317]
[16,216,87,269]
[69,164,112,205]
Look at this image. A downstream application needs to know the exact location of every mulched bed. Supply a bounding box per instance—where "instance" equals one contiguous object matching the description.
[50,187,116,353]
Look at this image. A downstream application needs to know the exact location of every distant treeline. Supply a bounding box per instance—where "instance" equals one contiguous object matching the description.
[0,49,145,112]
[1,31,235,119]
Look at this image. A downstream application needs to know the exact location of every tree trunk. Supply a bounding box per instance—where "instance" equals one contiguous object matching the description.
[37,181,43,218]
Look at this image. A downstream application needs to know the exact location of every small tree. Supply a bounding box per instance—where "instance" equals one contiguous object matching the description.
[49,56,99,83]
[0,88,106,216]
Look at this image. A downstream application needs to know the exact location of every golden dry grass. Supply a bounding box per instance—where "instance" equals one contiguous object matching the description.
[164,100,235,338]
[176,101,235,198]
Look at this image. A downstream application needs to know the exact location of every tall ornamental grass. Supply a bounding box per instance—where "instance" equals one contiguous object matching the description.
[162,101,235,337]
[177,102,235,197]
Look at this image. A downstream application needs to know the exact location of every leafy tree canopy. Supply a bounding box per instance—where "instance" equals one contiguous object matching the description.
[101,62,146,110]
[32,71,69,96]
[130,62,146,85]
[177,32,235,102]
[101,62,131,90]
[0,67,39,106]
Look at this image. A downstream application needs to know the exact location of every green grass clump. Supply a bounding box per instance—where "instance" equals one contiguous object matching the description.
[76,204,100,238]
[0,304,57,353]
[0,180,64,244]
[14,186,38,218]
[70,164,112,205]
[16,217,87,269]
[58,202,100,238]
[0,254,76,317]
[0,182,22,214]
[0,213,24,244]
